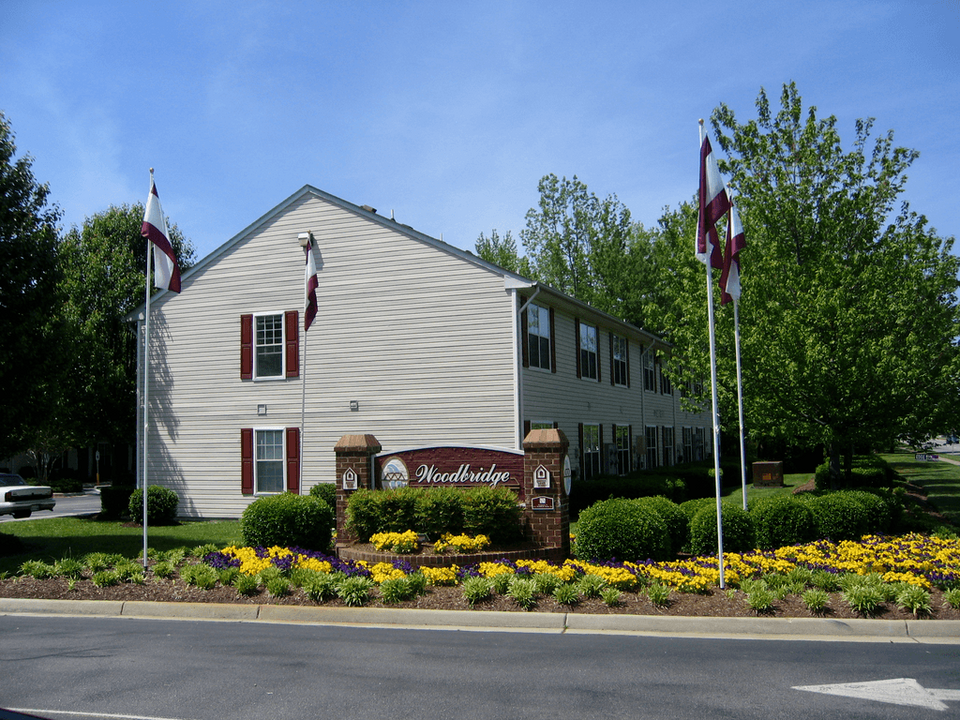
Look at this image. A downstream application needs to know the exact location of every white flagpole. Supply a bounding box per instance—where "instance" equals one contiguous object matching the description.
[699,122,725,589]
[141,170,154,568]
[300,320,307,493]
[733,297,747,510]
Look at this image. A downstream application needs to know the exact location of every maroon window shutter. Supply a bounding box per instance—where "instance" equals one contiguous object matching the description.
[549,307,557,373]
[241,428,254,495]
[575,318,582,378]
[609,333,615,386]
[286,427,300,494]
[240,315,253,380]
[596,330,601,383]
[520,304,529,368]
[285,310,300,378]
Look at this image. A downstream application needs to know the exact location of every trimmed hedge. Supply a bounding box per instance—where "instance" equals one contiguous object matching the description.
[689,503,755,556]
[127,486,179,525]
[345,485,522,544]
[308,482,337,509]
[634,495,688,557]
[575,498,669,562]
[240,492,334,551]
[749,495,817,549]
[100,484,135,519]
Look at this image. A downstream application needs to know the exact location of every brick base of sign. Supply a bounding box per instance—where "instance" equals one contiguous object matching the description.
[337,543,568,568]
[333,430,572,566]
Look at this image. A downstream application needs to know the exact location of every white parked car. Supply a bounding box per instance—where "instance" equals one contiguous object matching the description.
[0,473,55,519]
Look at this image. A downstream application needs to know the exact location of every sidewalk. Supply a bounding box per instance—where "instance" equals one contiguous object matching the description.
[1,597,958,643]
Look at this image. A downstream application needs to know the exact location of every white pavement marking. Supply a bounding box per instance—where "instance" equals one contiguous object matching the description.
[8,709,200,720]
[793,677,960,712]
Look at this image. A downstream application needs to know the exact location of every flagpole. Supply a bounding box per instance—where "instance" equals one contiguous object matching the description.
[141,170,154,569]
[733,297,747,510]
[300,319,307,493]
[699,121,725,589]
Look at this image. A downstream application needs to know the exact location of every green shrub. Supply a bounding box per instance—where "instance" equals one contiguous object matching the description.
[600,586,621,607]
[308,482,337,509]
[415,486,465,540]
[750,496,817,549]
[507,577,538,610]
[233,573,260,596]
[575,498,669,562]
[265,576,290,598]
[843,583,884,616]
[647,582,671,607]
[896,585,932,617]
[336,575,374,607]
[462,575,494,607]
[379,577,414,604]
[92,570,120,588]
[635,496,688,556]
[576,574,607,598]
[19,560,55,579]
[844,490,892,534]
[180,564,217,589]
[374,487,421,534]
[53,558,85,579]
[461,486,522,544]
[801,588,830,614]
[127,486,180,525]
[806,492,871,541]
[344,488,381,542]
[152,561,176,579]
[240,492,334,551]
[679,497,715,523]
[746,588,776,614]
[304,573,339,603]
[100,484,135,519]
[688,503,756,556]
[553,583,580,606]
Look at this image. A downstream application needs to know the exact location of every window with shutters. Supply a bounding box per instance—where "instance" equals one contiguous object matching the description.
[255,429,285,493]
[611,334,628,387]
[579,322,598,380]
[240,311,299,380]
[682,426,694,464]
[581,424,600,481]
[615,425,631,475]
[645,426,659,469]
[643,351,656,391]
[662,426,675,467]
[527,304,552,371]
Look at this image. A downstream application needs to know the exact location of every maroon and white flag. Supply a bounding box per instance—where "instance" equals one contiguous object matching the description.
[141,175,181,293]
[696,132,731,269]
[720,202,746,305]
[304,235,318,331]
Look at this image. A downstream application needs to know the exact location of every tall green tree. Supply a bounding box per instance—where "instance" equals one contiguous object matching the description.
[650,83,960,481]
[0,112,65,465]
[474,229,532,277]
[517,173,655,327]
[59,204,196,451]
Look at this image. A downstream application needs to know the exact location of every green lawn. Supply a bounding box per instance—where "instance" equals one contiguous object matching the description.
[723,472,813,507]
[0,517,242,575]
[879,451,960,526]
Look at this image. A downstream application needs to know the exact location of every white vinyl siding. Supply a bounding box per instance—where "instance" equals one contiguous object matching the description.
[141,192,518,518]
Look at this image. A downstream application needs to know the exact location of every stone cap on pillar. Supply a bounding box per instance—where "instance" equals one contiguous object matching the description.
[334,434,382,453]
[522,428,568,450]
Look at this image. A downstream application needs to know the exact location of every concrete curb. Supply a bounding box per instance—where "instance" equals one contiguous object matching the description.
[0,597,958,641]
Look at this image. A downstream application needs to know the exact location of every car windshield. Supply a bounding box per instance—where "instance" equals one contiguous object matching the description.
[0,475,26,486]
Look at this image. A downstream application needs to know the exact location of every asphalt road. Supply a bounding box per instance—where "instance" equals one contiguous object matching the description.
[0,491,101,524]
[0,614,958,720]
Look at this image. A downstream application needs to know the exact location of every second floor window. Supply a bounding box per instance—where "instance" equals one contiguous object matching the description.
[527,304,551,370]
[256,314,284,378]
[643,351,656,391]
[579,322,598,380]
[612,335,628,386]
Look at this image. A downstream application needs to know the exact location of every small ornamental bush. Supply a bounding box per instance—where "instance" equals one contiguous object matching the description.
[801,588,830,614]
[746,588,776,614]
[379,576,415,604]
[576,574,607,599]
[688,503,756,556]
[461,486,523,544]
[308,482,337,509]
[92,570,120,588]
[806,492,871,541]
[19,560,55,580]
[415,486,466,540]
[600,587,622,607]
[151,561,176,579]
[337,575,375,607]
[374,487,421,535]
[896,584,932,617]
[180,564,217,590]
[344,488,382,542]
[507,576,538,611]
[844,490,892,534]
[750,496,817,550]
[943,587,960,610]
[553,583,580,606]
[127,486,180,525]
[233,573,260,596]
[634,496,688,557]
[647,582,671,607]
[53,558,85,579]
[240,492,334,551]
[843,583,884,616]
[265,576,290,598]
[576,498,670,563]
[462,576,494,607]
[304,573,339,603]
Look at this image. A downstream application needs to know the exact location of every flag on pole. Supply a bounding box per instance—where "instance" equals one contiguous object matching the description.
[720,202,746,305]
[304,235,318,331]
[141,174,181,293]
[696,132,731,269]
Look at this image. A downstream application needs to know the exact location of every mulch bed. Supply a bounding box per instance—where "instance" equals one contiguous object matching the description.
[1,572,958,621]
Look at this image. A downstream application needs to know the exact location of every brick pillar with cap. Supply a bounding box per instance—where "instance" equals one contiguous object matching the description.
[334,434,381,547]
[522,428,570,559]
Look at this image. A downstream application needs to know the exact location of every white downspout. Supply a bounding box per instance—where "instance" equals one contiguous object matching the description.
[506,279,539,449]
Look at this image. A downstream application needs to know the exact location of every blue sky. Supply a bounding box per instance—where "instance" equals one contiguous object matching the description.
[2,1,957,261]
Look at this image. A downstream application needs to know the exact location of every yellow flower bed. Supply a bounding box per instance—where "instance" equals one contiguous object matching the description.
[420,565,460,586]
[369,530,420,553]
[433,533,491,554]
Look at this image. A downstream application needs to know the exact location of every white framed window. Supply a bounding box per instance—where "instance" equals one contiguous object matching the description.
[682,426,694,464]
[695,427,706,460]
[615,425,631,475]
[612,335,628,387]
[255,313,285,379]
[643,351,656,391]
[659,362,673,395]
[255,428,285,494]
[645,426,659,469]
[527,304,552,371]
[579,322,598,380]
[662,426,675,467]
[581,424,600,481]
